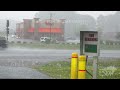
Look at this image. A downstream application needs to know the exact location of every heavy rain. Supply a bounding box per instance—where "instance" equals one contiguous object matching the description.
[0,11,120,79]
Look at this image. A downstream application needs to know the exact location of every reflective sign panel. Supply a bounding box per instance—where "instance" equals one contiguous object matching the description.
[80,31,100,56]
[85,44,97,53]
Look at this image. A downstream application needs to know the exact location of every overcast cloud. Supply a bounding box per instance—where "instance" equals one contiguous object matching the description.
[0,11,116,21]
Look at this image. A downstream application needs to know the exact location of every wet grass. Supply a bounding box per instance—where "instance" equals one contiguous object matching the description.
[100,44,120,50]
[33,59,120,79]
[9,43,80,50]
[9,43,120,50]
[33,61,71,79]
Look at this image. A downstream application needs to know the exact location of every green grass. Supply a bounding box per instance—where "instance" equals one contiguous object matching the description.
[33,59,120,79]
[100,44,120,50]
[34,61,71,79]
[8,43,80,50]
[8,42,120,50]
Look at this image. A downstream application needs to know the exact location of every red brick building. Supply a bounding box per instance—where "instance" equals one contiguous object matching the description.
[16,18,65,41]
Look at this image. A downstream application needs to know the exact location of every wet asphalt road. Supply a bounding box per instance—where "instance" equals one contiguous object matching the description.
[0,48,120,79]
[0,66,50,79]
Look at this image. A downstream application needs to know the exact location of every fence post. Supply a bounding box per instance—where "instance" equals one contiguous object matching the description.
[70,53,78,79]
[78,55,87,79]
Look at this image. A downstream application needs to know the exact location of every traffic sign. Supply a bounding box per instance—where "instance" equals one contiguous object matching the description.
[85,44,97,53]
[80,31,100,56]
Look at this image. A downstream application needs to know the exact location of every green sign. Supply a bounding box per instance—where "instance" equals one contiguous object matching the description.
[85,44,97,53]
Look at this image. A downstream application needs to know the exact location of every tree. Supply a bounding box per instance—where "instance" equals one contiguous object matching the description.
[34,11,96,39]
[35,11,76,19]
[116,32,120,39]
[97,26,103,36]
[115,24,120,40]
[75,25,88,38]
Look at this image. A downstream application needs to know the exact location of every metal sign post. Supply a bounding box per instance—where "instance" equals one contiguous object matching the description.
[80,31,100,79]
[93,56,98,79]
[6,27,9,41]
[80,31,84,55]
[93,31,100,79]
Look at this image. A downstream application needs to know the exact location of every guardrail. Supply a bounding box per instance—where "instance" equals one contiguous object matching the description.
[9,41,33,44]
[9,40,120,45]
[100,40,120,45]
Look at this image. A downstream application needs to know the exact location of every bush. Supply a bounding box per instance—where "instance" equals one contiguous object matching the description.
[23,42,26,44]
[51,39,57,44]
[45,39,50,44]
[17,41,21,43]
[11,41,14,43]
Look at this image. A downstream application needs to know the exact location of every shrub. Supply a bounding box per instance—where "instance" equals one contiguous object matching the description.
[17,41,21,43]
[45,39,50,44]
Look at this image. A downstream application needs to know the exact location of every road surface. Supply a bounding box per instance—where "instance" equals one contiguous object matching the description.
[0,66,50,79]
[0,48,120,79]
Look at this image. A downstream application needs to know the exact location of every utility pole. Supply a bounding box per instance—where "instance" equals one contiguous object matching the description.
[50,13,52,42]
[6,20,9,41]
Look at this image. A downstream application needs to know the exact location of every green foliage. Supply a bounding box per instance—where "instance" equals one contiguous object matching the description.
[45,38,50,44]
[75,25,88,37]
[9,42,120,50]
[9,43,80,50]
[34,61,71,79]
[116,32,120,39]
[33,59,120,79]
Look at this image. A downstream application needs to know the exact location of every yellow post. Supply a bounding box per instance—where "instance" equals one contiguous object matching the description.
[70,53,78,79]
[78,55,86,79]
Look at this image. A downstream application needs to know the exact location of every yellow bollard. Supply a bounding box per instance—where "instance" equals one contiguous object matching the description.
[70,53,78,79]
[78,55,86,79]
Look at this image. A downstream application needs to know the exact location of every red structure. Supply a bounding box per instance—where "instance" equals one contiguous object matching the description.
[16,18,65,41]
